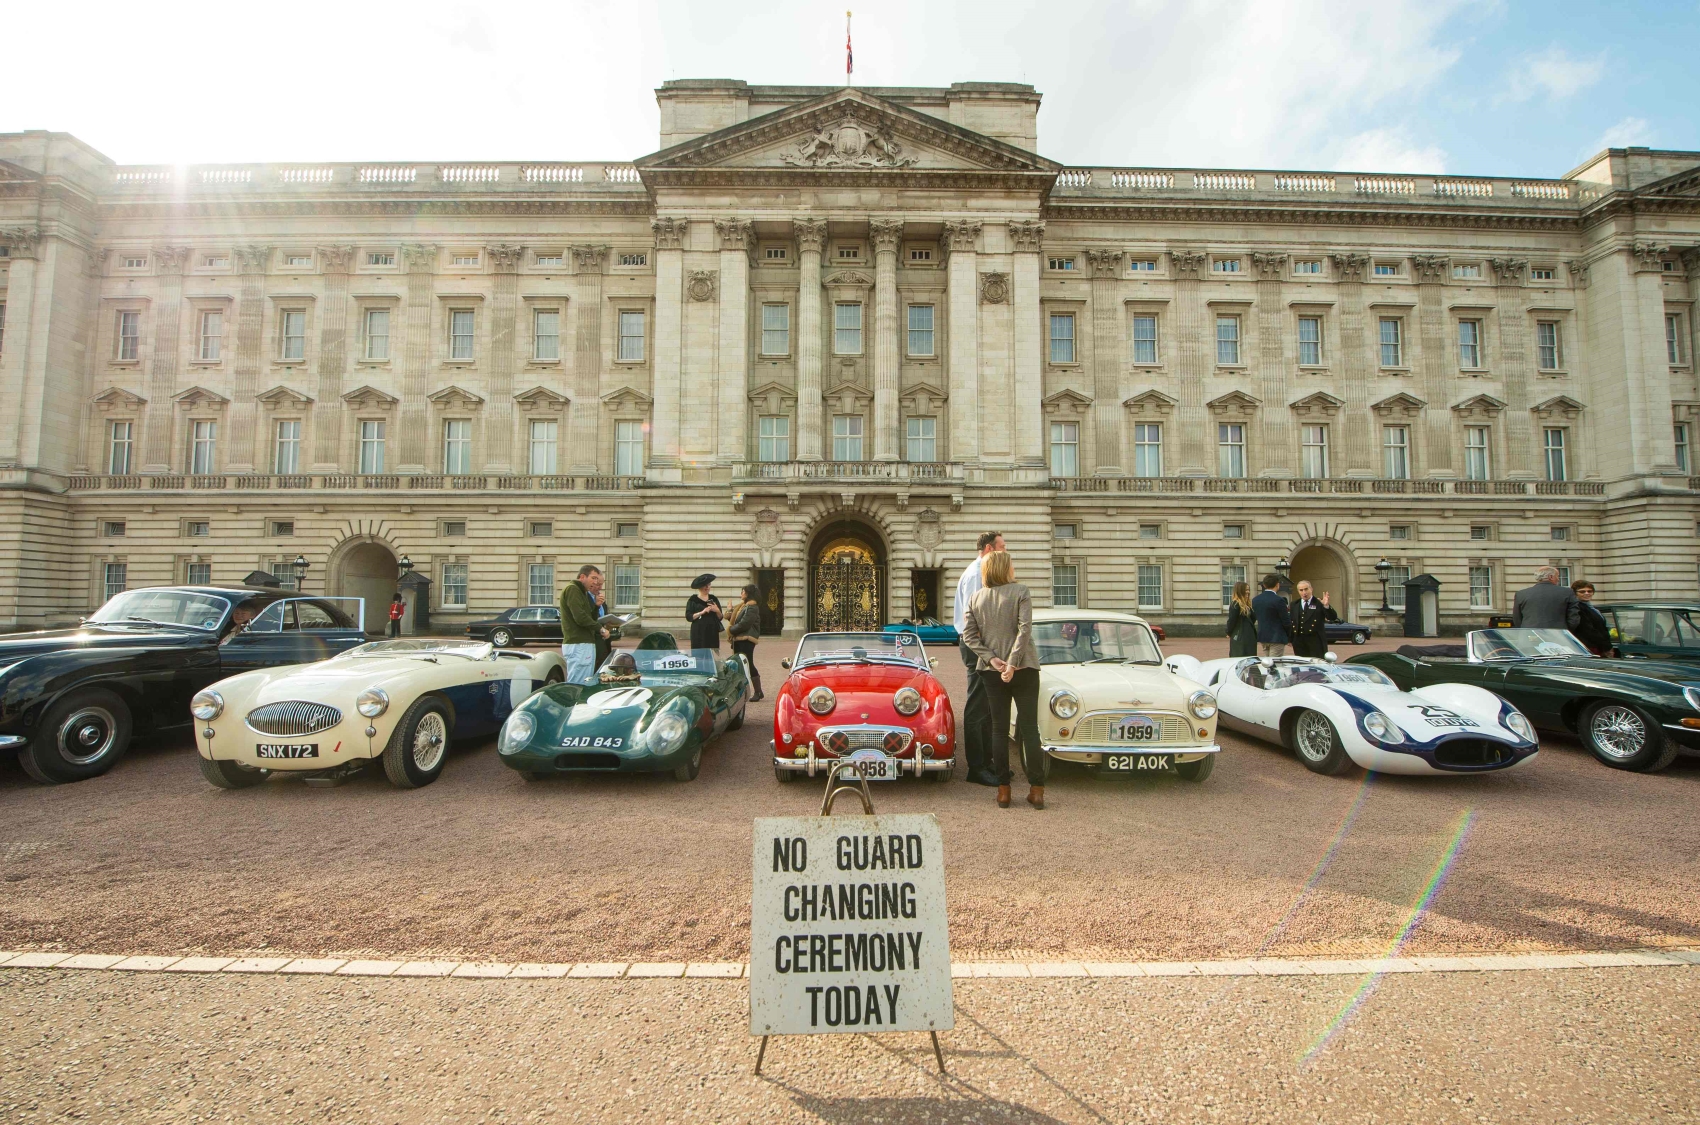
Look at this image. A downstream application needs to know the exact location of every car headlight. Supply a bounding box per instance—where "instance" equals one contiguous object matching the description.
[1504,710,1535,741]
[1363,711,1402,742]
[893,687,923,716]
[1684,687,1700,713]
[356,688,390,718]
[1049,690,1081,720]
[1187,691,1217,720]
[645,710,691,754]
[498,710,536,755]
[807,686,836,715]
[190,689,224,721]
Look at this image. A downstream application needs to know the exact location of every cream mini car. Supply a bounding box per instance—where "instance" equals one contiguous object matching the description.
[192,639,566,789]
[1029,608,1220,782]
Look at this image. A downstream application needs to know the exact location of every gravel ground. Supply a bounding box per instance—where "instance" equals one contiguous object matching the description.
[4,967,1697,1124]
[2,635,1698,964]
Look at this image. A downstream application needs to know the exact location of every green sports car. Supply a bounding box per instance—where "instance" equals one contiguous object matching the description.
[496,632,752,782]
[1350,628,1700,773]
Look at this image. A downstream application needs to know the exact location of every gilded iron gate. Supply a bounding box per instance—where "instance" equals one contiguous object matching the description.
[811,561,884,633]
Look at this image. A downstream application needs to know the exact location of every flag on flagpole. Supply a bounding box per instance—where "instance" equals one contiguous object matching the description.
[846,11,853,82]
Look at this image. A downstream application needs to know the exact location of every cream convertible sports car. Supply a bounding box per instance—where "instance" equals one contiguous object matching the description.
[1028,608,1221,782]
[192,640,566,789]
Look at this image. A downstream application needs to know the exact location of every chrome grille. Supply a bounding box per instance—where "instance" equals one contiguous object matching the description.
[817,726,913,755]
[246,701,343,736]
[1071,710,1193,745]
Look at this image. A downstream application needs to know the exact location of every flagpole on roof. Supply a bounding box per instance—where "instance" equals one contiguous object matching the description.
[846,10,853,87]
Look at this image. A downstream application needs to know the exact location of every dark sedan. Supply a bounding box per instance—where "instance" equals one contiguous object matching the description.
[465,606,563,648]
[1326,621,1373,645]
[0,586,366,784]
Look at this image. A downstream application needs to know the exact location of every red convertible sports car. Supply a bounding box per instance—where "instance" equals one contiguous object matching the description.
[772,631,955,783]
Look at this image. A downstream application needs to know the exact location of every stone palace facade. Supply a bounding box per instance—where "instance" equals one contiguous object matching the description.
[0,79,1696,636]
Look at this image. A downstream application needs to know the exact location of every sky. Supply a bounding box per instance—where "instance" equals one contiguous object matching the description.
[4,0,1696,178]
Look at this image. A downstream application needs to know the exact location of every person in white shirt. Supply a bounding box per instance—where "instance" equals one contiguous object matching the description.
[953,531,1004,786]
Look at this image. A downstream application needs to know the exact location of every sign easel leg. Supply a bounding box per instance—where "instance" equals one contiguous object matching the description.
[931,1030,946,1074]
[754,1034,769,1076]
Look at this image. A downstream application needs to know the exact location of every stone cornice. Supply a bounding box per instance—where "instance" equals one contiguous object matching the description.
[96,198,653,221]
[1044,198,1586,233]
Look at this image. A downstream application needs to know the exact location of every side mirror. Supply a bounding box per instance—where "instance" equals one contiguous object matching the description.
[1324,651,1339,663]
[928,658,939,669]
[780,659,791,669]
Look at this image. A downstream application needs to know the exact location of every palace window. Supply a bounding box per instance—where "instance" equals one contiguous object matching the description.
[1049,313,1075,363]
[452,254,479,267]
[203,256,229,269]
[358,420,386,474]
[761,304,791,355]
[1458,320,1482,369]
[1374,262,1399,276]
[1048,421,1079,477]
[1217,423,1246,478]
[1676,423,1690,474]
[364,309,390,360]
[1453,263,1482,280]
[1048,257,1075,271]
[117,311,141,360]
[122,256,147,270]
[1212,259,1241,273]
[271,521,294,537]
[618,311,645,361]
[1470,525,1491,541]
[103,521,126,537]
[1054,524,1077,540]
[615,420,644,476]
[1536,321,1562,370]
[1383,425,1410,479]
[533,309,560,360]
[103,562,127,602]
[908,247,932,262]
[832,414,865,461]
[1129,259,1157,272]
[273,419,301,475]
[1052,564,1079,608]
[449,309,475,360]
[186,521,210,538]
[1469,565,1493,609]
[758,415,790,462]
[764,246,788,261]
[270,562,298,591]
[1669,314,1686,364]
[1220,565,1247,611]
[534,253,562,267]
[285,254,312,268]
[368,252,395,266]
[198,310,223,361]
[1379,317,1403,366]
[906,416,936,463]
[1137,564,1163,610]
[107,421,134,475]
[1215,316,1240,365]
[834,303,863,355]
[1222,524,1244,539]
[907,305,934,357]
[188,420,217,474]
[1298,316,1322,365]
[529,419,558,475]
[1387,564,1411,610]
[1543,427,1568,482]
[1301,424,1329,479]
[0,302,5,354]
[1550,525,1570,541]
[442,419,471,475]
[613,564,641,611]
[1293,260,1322,275]
[1556,565,1572,587]
[186,562,212,585]
[1531,267,1555,281]
[1389,524,1411,540]
[837,244,861,259]
[1139,525,1161,539]
[441,563,468,609]
[442,521,467,537]
[1133,423,1162,477]
[1465,426,1491,480]
[528,564,555,607]
[1131,315,1158,364]
[619,252,647,267]
[615,522,639,538]
[280,309,306,361]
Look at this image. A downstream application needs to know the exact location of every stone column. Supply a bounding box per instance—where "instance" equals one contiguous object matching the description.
[870,218,903,461]
[715,218,753,463]
[231,245,270,466]
[649,217,687,471]
[1330,252,1373,474]
[1085,248,1125,474]
[485,243,524,472]
[1168,248,1209,473]
[398,244,437,473]
[1250,252,1291,476]
[1410,254,1453,474]
[1008,220,1046,466]
[306,245,351,472]
[794,218,828,461]
[943,220,982,465]
[143,246,188,470]
[568,245,607,472]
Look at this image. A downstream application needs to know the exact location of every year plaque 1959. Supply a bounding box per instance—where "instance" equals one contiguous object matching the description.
[750,813,954,1037]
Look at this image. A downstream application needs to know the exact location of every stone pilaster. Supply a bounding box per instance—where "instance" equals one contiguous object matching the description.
[649,217,688,473]
[1330,252,1373,474]
[568,246,607,472]
[0,228,40,467]
[485,243,524,472]
[143,246,188,470]
[794,218,828,461]
[1009,220,1046,467]
[715,219,753,463]
[398,243,437,473]
[1625,242,1679,474]
[1168,248,1208,473]
[943,220,982,466]
[1488,257,1534,475]
[1085,248,1125,474]
[306,245,352,471]
[231,245,271,466]
[1250,252,1290,476]
[870,218,902,461]
[1410,254,1452,474]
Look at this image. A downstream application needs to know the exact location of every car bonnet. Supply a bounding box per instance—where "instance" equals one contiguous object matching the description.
[247,655,457,703]
[1330,684,1514,743]
[1044,661,1192,707]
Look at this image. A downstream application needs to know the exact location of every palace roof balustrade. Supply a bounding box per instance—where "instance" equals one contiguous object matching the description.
[1049,476,1609,497]
[64,473,646,493]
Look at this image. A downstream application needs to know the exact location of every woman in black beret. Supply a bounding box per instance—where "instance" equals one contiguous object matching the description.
[686,573,724,651]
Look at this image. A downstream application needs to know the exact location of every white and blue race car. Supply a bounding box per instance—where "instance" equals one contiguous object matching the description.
[1165,654,1539,776]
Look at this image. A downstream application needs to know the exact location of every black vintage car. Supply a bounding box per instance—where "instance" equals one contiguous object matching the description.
[1325,620,1373,645]
[0,586,366,785]
[465,606,563,648]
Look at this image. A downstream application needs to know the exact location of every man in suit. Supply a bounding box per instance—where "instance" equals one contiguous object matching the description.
[954,531,1004,787]
[1511,566,1582,631]
[1250,574,1293,657]
[1289,580,1339,659]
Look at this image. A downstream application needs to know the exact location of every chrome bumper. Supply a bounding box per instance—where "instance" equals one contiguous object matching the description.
[770,739,953,776]
[1044,743,1222,758]
[0,734,26,749]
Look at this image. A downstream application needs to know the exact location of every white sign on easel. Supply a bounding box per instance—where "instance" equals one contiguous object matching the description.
[750,809,953,1071]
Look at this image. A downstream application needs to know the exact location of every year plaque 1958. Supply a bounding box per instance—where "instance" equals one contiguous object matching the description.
[750,813,954,1037]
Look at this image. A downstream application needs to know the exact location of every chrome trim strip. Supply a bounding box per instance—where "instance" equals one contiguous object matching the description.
[0,734,26,748]
[1044,743,1222,756]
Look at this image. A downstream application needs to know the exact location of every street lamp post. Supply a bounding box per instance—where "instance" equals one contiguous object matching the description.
[397,554,413,584]
[1375,557,1393,614]
[1274,557,1291,597]
[291,554,309,593]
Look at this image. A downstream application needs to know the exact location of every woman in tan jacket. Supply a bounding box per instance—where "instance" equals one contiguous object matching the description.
[961,549,1047,809]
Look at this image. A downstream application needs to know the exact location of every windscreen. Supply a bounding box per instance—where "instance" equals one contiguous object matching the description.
[1265,663,1398,689]
[1470,628,1589,661]
[600,648,720,677]
[1032,620,1163,666]
[89,589,232,631]
[794,632,926,669]
[336,639,494,660]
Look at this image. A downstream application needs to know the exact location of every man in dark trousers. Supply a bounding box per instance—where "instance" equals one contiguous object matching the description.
[1511,566,1581,631]
[1289,579,1339,659]
[954,530,1004,787]
[1251,574,1293,657]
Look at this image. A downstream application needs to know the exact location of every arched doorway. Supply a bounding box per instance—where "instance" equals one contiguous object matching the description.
[808,520,886,633]
[1289,542,1352,613]
[333,540,400,635]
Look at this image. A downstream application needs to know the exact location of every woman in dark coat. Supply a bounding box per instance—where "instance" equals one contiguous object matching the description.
[728,583,764,700]
[686,574,724,651]
[1225,581,1257,657]
[1571,579,1614,656]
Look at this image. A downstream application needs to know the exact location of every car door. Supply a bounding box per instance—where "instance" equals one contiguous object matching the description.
[1216,661,1281,739]
[537,607,563,644]
[506,608,535,641]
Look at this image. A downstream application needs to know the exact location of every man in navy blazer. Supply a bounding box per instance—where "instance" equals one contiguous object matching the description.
[1250,574,1293,657]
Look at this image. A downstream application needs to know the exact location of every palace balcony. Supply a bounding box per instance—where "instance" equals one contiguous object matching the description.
[733,461,967,484]
[1049,476,1608,497]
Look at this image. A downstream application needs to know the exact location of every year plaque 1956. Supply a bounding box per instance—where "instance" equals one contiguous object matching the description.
[750,813,954,1037]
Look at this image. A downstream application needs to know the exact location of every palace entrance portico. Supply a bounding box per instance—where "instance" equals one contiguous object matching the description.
[808,520,885,633]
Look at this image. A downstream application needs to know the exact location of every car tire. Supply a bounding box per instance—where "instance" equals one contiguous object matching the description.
[19,688,134,785]
[491,628,514,648]
[1352,631,1369,645]
[545,668,564,685]
[673,743,703,782]
[1175,755,1215,782]
[1581,700,1678,772]
[774,763,798,783]
[727,704,746,732]
[1290,709,1353,776]
[381,696,452,789]
[199,757,269,789]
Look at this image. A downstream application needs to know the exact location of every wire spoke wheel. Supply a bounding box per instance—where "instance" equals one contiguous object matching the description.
[1295,712,1335,762]
[1589,705,1645,761]
[412,712,448,773]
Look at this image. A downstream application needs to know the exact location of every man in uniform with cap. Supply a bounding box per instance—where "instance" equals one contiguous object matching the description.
[687,574,724,651]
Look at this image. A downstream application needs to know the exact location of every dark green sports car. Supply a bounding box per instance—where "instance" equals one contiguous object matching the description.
[496,632,752,782]
[1350,628,1700,773]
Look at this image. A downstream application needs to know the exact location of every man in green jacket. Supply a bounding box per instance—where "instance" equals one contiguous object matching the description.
[560,565,609,685]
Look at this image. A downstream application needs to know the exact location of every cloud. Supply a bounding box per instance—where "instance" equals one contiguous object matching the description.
[1331,129,1448,174]
[1506,45,1606,101]
[1591,115,1655,152]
